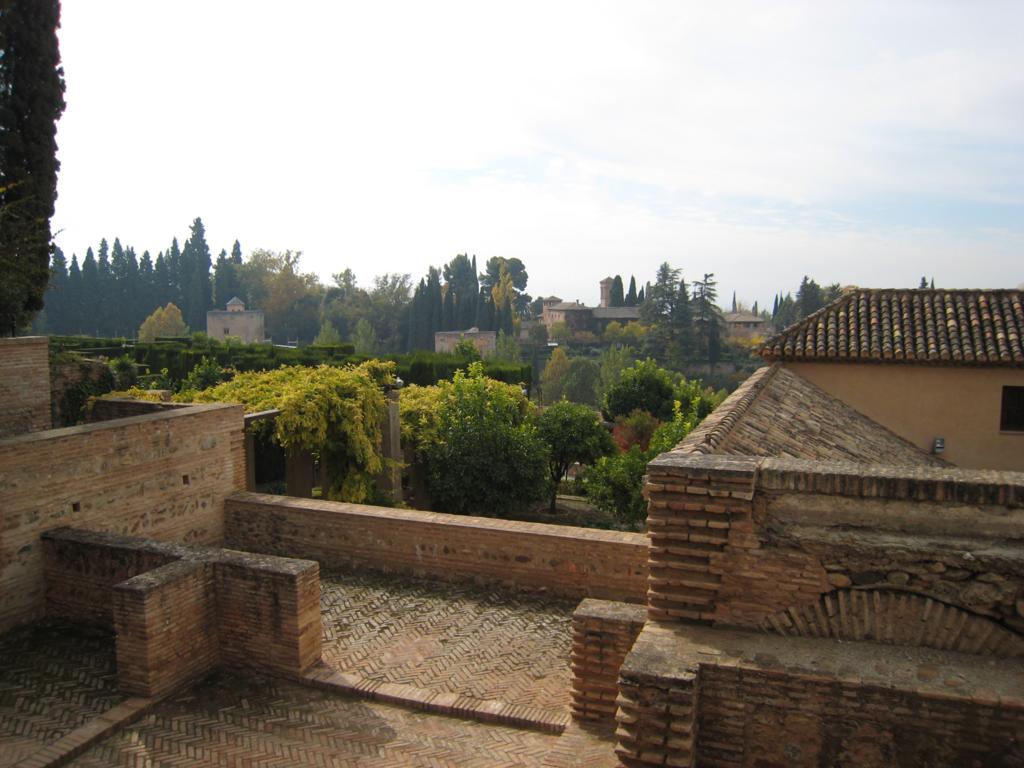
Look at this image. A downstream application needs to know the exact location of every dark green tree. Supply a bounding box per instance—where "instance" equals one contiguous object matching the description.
[692,273,722,365]
[65,252,82,332]
[42,245,67,331]
[536,401,615,512]
[640,263,692,367]
[625,276,638,306]
[795,276,824,319]
[563,357,600,406]
[602,359,676,422]
[80,248,99,334]
[610,275,625,307]
[181,217,212,329]
[0,0,66,334]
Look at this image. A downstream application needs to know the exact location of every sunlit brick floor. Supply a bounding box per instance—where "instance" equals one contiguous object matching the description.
[319,569,577,719]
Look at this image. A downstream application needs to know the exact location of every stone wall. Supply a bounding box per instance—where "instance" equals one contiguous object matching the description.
[0,402,245,633]
[617,622,1024,768]
[225,492,650,602]
[44,528,321,697]
[644,453,1024,642]
[0,336,51,438]
[87,396,186,423]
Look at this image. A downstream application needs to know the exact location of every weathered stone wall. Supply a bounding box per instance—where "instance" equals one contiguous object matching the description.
[44,527,321,697]
[0,402,245,633]
[617,622,1024,768]
[0,336,51,438]
[225,492,650,602]
[645,454,1024,642]
[571,599,646,723]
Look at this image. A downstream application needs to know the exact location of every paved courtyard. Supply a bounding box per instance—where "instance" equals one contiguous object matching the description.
[67,672,617,768]
[319,569,578,720]
[0,620,125,767]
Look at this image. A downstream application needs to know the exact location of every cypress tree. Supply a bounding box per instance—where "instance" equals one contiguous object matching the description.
[138,251,154,326]
[230,239,243,264]
[80,248,99,335]
[637,286,645,304]
[44,246,68,331]
[610,275,625,307]
[153,251,171,310]
[110,238,129,334]
[442,285,455,331]
[731,291,737,313]
[166,238,182,308]
[66,253,82,333]
[0,0,66,333]
[625,276,638,306]
[427,267,443,335]
[181,217,212,329]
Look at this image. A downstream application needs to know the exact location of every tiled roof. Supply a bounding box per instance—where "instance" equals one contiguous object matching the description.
[673,365,945,466]
[724,312,764,324]
[592,306,641,320]
[761,289,1024,366]
[548,302,590,311]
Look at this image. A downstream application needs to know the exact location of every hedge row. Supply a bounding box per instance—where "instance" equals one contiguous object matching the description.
[47,336,532,392]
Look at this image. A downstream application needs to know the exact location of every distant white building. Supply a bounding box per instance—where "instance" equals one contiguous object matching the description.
[206,297,266,344]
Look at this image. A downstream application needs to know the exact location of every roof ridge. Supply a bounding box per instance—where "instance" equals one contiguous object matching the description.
[673,364,780,455]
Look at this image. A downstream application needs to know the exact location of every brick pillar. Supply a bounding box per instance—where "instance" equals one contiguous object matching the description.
[616,667,699,767]
[571,599,646,723]
[644,455,758,624]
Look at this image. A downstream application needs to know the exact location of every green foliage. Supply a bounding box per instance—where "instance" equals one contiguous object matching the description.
[596,344,635,405]
[407,362,546,517]
[602,359,675,421]
[612,408,660,451]
[562,357,600,406]
[313,320,342,345]
[452,337,482,361]
[109,354,138,389]
[177,356,231,396]
[0,0,66,334]
[192,361,394,503]
[139,303,189,341]
[536,401,615,512]
[540,346,570,404]
[494,330,521,363]
[587,378,724,527]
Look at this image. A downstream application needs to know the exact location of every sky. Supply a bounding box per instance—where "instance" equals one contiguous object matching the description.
[52,1,1024,310]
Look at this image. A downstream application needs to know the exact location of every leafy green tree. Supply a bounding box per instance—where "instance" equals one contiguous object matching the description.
[692,272,722,365]
[453,337,481,361]
[213,247,243,307]
[139,303,189,341]
[353,318,377,355]
[540,346,571,404]
[421,362,547,516]
[795,276,824,318]
[563,357,600,406]
[0,0,66,334]
[602,359,675,421]
[495,330,521,363]
[181,217,213,329]
[640,263,692,367]
[313,320,343,345]
[596,344,635,405]
[536,401,615,511]
[585,447,650,527]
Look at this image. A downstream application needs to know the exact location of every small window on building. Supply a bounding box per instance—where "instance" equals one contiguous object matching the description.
[223,327,231,335]
[1001,386,1024,432]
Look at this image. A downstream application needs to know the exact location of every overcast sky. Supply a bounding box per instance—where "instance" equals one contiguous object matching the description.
[53,1,1024,309]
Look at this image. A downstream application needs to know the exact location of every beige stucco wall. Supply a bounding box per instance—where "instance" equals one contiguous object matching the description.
[785,362,1024,471]
[433,331,497,356]
[206,310,265,344]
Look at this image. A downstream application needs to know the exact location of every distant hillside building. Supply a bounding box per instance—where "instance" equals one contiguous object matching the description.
[540,278,641,334]
[206,297,265,344]
[434,328,497,356]
[723,311,767,338]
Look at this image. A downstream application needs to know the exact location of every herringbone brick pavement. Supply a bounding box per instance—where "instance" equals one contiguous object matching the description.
[66,672,618,767]
[319,569,576,717]
[0,620,125,767]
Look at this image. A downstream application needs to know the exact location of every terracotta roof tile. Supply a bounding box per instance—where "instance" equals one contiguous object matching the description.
[673,365,946,466]
[761,289,1024,366]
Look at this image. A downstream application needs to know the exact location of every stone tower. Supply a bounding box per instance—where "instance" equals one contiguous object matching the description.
[599,277,613,308]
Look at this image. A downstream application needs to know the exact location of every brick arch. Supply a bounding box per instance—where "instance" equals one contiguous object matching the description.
[762,588,1024,658]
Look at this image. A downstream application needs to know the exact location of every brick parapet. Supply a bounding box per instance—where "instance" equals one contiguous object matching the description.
[0,402,244,633]
[0,336,51,438]
[616,620,1024,766]
[42,527,322,694]
[225,492,649,602]
[570,599,646,723]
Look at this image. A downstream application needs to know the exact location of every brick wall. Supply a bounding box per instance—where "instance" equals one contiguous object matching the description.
[0,336,51,438]
[87,396,186,423]
[617,622,1024,768]
[113,559,219,697]
[644,453,1024,642]
[570,599,646,723]
[225,492,649,602]
[0,402,245,633]
[44,528,322,696]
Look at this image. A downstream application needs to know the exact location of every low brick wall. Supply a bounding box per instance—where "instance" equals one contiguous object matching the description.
[225,492,649,603]
[570,599,646,723]
[114,560,219,697]
[42,528,322,697]
[0,336,51,438]
[87,396,185,423]
[616,621,1024,767]
[0,401,244,634]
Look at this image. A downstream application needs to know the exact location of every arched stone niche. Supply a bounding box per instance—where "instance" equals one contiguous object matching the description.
[762,588,1024,658]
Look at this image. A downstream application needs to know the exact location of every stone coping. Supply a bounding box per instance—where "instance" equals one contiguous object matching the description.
[0,402,241,448]
[623,620,1024,706]
[648,452,1024,506]
[573,598,647,625]
[229,491,650,545]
